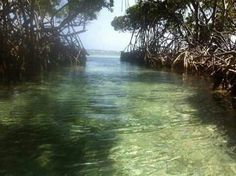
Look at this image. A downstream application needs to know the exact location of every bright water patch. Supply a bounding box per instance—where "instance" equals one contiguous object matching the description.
[0,57,236,175]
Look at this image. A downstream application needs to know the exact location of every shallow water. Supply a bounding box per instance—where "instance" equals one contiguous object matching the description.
[1,56,236,175]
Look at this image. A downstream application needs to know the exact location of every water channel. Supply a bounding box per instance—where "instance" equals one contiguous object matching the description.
[1,56,236,175]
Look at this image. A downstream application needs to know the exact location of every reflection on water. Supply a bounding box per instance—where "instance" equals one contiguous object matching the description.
[1,56,236,175]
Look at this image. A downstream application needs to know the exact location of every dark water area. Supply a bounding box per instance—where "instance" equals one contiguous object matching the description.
[1,56,236,175]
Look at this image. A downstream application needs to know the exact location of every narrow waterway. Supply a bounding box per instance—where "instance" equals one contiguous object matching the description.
[1,56,236,175]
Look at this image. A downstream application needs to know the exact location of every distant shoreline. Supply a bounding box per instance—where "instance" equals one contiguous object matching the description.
[87,49,121,57]
[87,55,120,58]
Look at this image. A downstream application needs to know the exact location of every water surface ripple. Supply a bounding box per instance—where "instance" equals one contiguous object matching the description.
[1,56,236,175]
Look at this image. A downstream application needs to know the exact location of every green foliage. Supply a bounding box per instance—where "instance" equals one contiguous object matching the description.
[112,0,236,51]
[111,4,141,31]
[36,0,61,16]
[66,0,112,19]
[0,0,113,80]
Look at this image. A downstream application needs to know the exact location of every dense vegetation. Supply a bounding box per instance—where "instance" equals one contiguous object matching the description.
[112,0,236,95]
[0,0,113,80]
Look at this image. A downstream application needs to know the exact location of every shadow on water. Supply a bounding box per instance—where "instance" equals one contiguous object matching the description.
[0,69,119,176]
[185,87,236,157]
[120,64,236,161]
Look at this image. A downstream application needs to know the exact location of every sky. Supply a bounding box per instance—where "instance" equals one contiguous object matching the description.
[80,0,136,51]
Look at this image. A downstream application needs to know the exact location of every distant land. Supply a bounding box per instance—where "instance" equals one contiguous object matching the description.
[86,49,121,56]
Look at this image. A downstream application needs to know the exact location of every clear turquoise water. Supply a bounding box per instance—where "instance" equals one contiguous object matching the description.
[1,56,236,175]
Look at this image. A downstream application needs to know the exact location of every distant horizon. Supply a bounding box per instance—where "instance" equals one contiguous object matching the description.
[86,49,121,57]
[86,48,122,52]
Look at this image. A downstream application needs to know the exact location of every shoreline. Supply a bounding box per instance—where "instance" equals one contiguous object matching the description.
[120,49,236,105]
